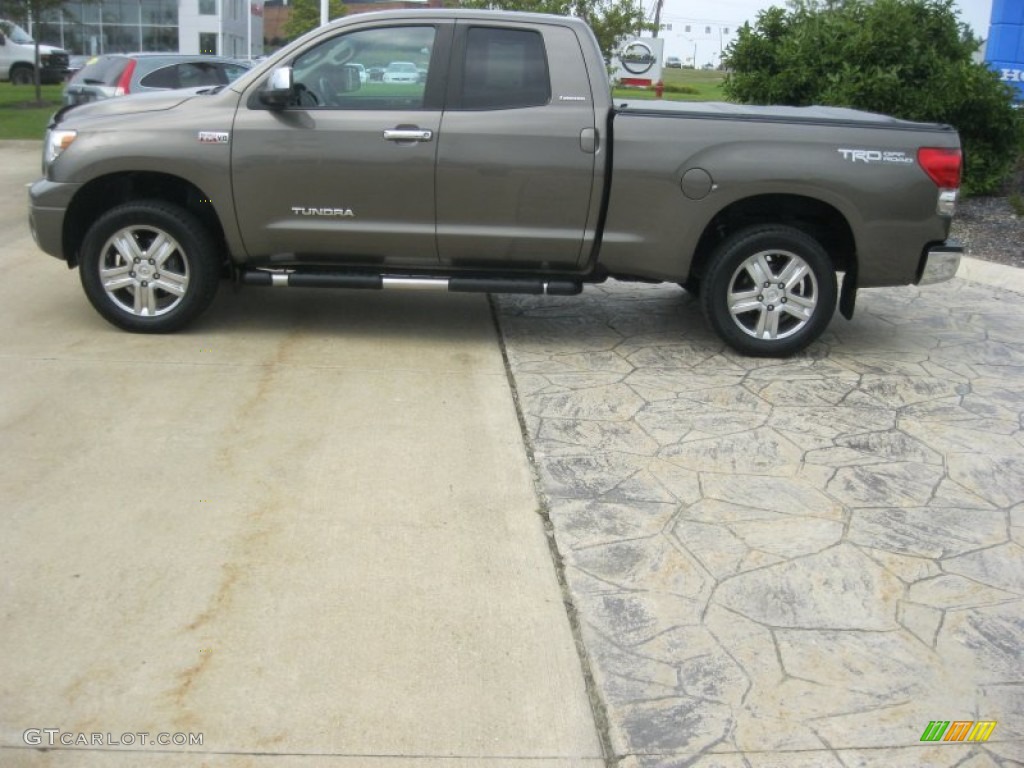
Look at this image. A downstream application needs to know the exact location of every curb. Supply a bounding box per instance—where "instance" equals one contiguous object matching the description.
[958,255,1024,293]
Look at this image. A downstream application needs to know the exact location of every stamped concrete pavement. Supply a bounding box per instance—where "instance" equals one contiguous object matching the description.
[495,266,1024,767]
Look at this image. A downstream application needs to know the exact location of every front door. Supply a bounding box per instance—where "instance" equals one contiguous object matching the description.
[232,23,449,267]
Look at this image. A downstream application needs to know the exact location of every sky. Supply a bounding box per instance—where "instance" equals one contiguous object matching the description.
[654,0,995,64]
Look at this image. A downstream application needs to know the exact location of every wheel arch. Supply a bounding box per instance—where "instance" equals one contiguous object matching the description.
[63,172,227,269]
[688,194,856,285]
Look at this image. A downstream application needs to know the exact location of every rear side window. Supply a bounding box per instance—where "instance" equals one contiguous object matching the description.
[140,62,232,89]
[72,57,129,86]
[460,27,550,110]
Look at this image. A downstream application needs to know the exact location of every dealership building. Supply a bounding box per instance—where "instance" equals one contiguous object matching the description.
[29,0,265,58]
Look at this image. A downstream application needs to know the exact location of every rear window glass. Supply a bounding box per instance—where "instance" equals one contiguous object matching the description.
[72,57,129,86]
[460,27,550,110]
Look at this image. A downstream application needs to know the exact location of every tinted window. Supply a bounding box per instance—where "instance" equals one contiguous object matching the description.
[291,26,435,110]
[177,62,230,87]
[138,63,179,88]
[71,56,130,86]
[460,28,550,110]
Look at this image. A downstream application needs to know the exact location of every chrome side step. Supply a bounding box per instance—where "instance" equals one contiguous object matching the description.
[240,270,582,296]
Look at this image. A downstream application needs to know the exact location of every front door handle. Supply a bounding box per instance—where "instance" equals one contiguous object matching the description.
[383,128,433,142]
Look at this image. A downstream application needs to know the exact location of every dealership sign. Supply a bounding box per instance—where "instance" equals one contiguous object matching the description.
[612,37,664,86]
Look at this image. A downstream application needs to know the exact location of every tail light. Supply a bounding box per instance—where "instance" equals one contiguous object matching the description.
[114,59,137,96]
[918,147,961,216]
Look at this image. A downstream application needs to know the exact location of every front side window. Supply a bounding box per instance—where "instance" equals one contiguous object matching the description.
[291,26,435,110]
[460,27,550,110]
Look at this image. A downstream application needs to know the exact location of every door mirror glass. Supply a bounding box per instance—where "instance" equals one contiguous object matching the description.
[259,66,294,108]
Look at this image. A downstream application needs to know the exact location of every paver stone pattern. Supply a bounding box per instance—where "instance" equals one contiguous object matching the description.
[495,278,1024,767]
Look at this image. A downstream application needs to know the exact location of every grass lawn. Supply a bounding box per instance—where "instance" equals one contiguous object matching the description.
[0,84,62,140]
[612,67,727,102]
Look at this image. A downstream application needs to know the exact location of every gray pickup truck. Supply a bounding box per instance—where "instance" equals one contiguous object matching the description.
[29,9,963,356]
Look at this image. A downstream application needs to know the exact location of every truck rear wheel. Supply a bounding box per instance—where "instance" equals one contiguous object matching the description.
[79,201,221,333]
[701,225,837,356]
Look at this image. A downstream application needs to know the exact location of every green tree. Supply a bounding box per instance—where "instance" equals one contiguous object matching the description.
[284,0,347,41]
[724,0,1023,194]
[459,0,652,63]
[1,0,68,103]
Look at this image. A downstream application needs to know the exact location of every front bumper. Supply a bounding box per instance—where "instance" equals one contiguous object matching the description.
[917,241,962,285]
[28,178,79,262]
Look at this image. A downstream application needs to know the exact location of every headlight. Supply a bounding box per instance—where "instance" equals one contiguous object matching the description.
[44,128,77,169]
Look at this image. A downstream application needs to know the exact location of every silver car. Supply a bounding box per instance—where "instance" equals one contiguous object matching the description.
[382,61,419,84]
[63,53,250,106]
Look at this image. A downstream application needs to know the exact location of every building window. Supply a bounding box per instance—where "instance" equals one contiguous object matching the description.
[199,0,216,15]
[199,31,217,54]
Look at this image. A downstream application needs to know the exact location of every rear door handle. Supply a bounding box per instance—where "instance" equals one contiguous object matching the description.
[383,129,433,142]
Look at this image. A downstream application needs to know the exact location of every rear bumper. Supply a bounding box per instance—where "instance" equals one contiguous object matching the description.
[917,241,962,285]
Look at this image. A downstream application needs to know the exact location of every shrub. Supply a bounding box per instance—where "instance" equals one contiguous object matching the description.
[723,0,1024,194]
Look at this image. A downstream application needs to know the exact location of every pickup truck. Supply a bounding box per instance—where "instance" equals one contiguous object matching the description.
[1,19,69,84]
[28,9,963,356]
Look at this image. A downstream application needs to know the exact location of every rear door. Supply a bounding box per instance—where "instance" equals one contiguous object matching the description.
[231,22,450,267]
[435,22,601,270]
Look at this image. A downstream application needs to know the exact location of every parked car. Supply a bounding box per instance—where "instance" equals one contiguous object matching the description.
[665,56,682,68]
[382,61,419,84]
[63,54,250,105]
[0,19,69,84]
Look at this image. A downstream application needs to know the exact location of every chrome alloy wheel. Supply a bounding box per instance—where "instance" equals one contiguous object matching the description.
[726,249,819,340]
[98,225,190,317]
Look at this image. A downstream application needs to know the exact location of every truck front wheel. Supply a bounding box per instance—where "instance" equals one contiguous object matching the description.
[702,225,837,357]
[79,201,221,333]
[10,65,33,85]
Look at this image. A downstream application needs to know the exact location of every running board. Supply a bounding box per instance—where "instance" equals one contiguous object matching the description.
[240,270,583,296]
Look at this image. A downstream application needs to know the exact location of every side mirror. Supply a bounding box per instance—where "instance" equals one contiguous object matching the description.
[0,32,7,45]
[259,66,294,109]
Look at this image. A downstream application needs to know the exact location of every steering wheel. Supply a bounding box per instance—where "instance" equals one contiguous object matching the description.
[293,82,319,108]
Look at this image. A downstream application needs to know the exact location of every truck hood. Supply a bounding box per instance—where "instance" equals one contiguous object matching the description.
[57,89,203,126]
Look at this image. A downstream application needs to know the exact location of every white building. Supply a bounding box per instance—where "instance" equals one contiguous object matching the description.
[32,0,264,59]
[658,18,737,69]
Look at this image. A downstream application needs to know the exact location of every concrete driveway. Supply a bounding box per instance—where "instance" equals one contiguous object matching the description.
[3,138,1022,768]
[495,267,1024,766]
[0,143,602,767]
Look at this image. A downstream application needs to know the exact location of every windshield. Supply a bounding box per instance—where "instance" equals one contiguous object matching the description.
[1,21,34,44]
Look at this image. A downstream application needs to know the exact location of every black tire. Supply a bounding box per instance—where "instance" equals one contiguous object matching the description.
[79,201,221,333]
[10,65,33,86]
[701,225,837,357]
